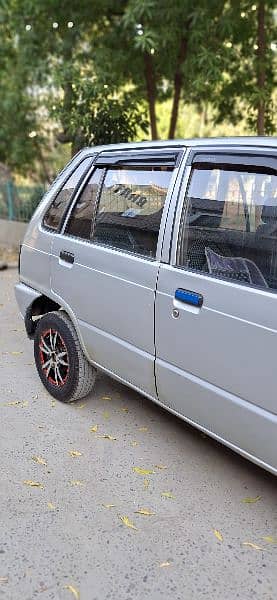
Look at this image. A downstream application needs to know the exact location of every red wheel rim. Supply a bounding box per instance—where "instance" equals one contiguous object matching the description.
[39,328,69,386]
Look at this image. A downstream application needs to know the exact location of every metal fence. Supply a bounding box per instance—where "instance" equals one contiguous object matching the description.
[0,181,45,223]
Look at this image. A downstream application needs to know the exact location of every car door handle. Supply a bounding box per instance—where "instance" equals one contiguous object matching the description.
[59,250,74,264]
[175,288,203,308]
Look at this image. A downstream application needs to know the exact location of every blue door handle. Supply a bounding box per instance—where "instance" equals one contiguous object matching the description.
[175,288,203,307]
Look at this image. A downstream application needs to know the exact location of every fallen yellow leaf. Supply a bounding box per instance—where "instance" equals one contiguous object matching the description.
[47,502,55,510]
[32,456,47,466]
[90,424,98,432]
[121,407,129,412]
[70,480,84,486]
[102,504,116,509]
[135,508,155,516]
[103,411,110,419]
[64,584,80,599]
[143,479,150,489]
[262,536,277,544]
[98,434,116,441]
[155,464,167,470]
[51,400,56,407]
[138,427,148,432]
[101,396,112,401]
[21,401,28,408]
[10,351,23,356]
[159,562,171,568]
[242,542,264,551]
[213,529,223,542]
[133,467,155,475]
[161,491,175,499]
[5,401,21,406]
[68,450,83,457]
[131,441,139,447]
[76,403,86,409]
[23,480,44,489]
[120,516,137,530]
[242,495,261,503]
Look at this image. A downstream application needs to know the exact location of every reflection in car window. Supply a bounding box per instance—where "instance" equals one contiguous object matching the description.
[178,163,277,290]
[43,157,92,230]
[92,166,173,258]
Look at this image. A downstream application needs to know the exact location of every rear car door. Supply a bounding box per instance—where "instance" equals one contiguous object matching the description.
[50,149,182,398]
[155,147,277,472]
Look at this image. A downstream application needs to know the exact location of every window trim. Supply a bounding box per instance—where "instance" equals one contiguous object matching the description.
[173,151,277,293]
[42,155,96,233]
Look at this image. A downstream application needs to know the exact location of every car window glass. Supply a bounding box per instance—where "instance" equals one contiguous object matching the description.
[65,168,102,239]
[43,157,92,230]
[92,166,173,258]
[178,162,277,290]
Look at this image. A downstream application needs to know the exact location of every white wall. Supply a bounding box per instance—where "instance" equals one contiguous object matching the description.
[0,219,27,247]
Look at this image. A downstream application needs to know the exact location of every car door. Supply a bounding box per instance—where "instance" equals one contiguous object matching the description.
[155,147,277,472]
[50,148,182,399]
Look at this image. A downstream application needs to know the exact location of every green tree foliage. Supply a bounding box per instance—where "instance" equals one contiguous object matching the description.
[0,0,275,180]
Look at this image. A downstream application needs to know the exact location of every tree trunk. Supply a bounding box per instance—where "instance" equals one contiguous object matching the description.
[257,0,266,135]
[168,36,188,139]
[144,52,158,140]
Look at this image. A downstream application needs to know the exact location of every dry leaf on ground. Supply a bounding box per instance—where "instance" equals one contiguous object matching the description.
[143,479,150,489]
[70,480,84,486]
[121,407,129,412]
[103,411,110,419]
[64,584,80,599]
[90,425,98,433]
[262,536,277,544]
[101,396,112,401]
[120,516,138,530]
[135,508,155,516]
[131,441,139,447]
[242,495,261,503]
[68,450,83,457]
[213,529,223,542]
[159,562,171,568]
[102,504,116,509]
[133,467,155,475]
[242,542,264,551]
[138,427,148,432]
[161,491,175,499]
[75,403,86,409]
[23,480,44,489]
[155,464,167,470]
[10,351,23,356]
[98,434,116,441]
[47,502,55,510]
[32,456,47,466]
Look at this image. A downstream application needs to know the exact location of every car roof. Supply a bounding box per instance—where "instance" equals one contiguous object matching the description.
[78,136,277,158]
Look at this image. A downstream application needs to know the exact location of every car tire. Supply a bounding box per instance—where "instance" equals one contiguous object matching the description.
[34,311,96,402]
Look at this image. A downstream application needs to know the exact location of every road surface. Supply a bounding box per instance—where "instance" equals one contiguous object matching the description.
[0,269,276,600]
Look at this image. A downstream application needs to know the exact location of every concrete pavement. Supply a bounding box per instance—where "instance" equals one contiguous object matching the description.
[0,269,276,600]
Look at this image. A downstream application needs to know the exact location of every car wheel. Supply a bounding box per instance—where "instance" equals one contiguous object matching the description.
[34,311,96,402]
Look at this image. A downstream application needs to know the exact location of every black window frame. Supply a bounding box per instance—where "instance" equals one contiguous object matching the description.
[176,149,277,292]
[42,154,96,233]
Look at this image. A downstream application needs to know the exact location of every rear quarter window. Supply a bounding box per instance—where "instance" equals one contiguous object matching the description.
[43,157,92,231]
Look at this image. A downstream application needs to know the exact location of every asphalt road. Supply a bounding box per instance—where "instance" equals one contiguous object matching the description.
[1,268,276,600]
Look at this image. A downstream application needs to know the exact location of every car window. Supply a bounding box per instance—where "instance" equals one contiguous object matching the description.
[178,160,277,290]
[65,168,103,239]
[92,166,173,258]
[43,157,92,231]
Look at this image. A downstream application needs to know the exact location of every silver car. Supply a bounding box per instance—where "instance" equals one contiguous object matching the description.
[15,137,277,475]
